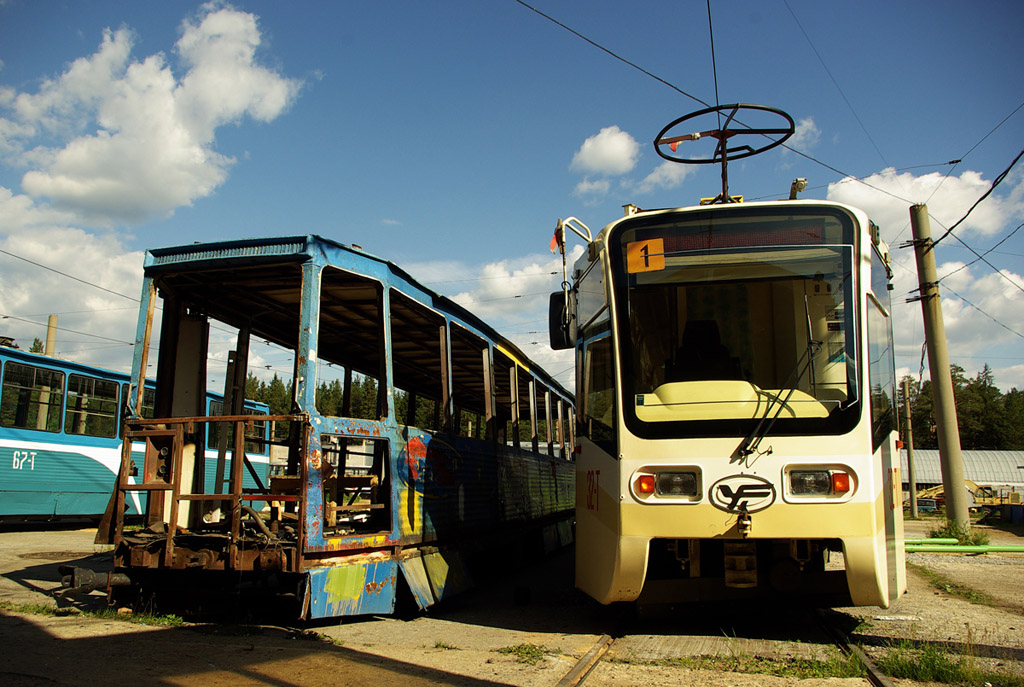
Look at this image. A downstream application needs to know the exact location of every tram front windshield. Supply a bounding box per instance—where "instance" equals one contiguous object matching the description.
[612,207,860,439]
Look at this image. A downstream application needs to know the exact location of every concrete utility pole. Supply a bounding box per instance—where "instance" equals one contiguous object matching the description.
[44,314,57,356]
[909,204,969,529]
[903,378,918,519]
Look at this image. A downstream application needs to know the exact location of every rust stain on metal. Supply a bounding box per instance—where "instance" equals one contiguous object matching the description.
[364,580,387,595]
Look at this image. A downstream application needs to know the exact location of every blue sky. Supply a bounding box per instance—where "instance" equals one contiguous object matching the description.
[1,0,1022,392]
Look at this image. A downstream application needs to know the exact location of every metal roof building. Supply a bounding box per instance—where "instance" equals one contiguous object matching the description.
[900,450,1024,488]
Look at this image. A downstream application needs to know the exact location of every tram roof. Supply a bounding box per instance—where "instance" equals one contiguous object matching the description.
[143,234,572,398]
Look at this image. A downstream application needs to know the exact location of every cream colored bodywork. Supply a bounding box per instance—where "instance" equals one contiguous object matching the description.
[573,200,906,609]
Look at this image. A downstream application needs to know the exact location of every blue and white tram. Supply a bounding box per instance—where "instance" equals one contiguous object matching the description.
[0,346,270,521]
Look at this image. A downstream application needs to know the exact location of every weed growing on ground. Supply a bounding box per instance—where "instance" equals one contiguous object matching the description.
[610,650,865,680]
[495,643,560,665]
[876,639,1024,686]
[907,562,999,607]
[0,599,183,626]
[434,641,459,650]
[929,519,990,546]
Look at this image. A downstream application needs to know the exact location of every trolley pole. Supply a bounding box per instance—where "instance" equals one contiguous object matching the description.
[903,378,918,519]
[909,204,969,529]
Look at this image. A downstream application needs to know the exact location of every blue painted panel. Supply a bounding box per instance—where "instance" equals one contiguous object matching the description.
[0,446,116,516]
[306,559,398,618]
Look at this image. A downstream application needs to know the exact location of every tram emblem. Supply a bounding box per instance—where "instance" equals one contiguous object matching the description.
[710,475,776,514]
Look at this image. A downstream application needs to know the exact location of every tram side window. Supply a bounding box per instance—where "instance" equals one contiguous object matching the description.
[208,400,268,454]
[317,267,386,421]
[493,350,517,447]
[389,290,446,433]
[119,385,155,438]
[867,248,897,451]
[535,384,552,456]
[450,324,489,440]
[1,362,64,432]
[583,333,615,452]
[65,374,119,438]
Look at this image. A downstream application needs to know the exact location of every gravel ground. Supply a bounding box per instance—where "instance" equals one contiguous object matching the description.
[840,517,1024,686]
[1,515,1021,687]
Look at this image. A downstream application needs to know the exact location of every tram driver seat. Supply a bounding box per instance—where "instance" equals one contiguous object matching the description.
[669,319,743,382]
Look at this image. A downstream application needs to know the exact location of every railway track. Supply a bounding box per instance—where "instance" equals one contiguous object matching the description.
[554,607,896,687]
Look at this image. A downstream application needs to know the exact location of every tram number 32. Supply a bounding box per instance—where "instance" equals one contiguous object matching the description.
[586,470,600,511]
[12,451,36,470]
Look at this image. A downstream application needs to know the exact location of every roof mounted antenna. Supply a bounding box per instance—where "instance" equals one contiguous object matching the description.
[654,104,795,205]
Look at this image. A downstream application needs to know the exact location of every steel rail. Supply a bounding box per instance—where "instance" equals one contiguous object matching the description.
[555,634,613,687]
[816,609,896,687]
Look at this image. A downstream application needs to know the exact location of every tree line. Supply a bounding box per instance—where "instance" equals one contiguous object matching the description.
[900,364,1024,450]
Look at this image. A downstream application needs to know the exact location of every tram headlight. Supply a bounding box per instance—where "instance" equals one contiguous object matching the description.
[656,471,698,496]
[790,469,851,495]
[790,470,831,495]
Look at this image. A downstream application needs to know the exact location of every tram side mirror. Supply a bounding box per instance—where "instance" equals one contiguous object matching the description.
[548,291,577,350]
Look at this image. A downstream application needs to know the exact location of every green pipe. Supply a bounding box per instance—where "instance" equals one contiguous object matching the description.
[905,544,1024,553]
[904,538,959,545]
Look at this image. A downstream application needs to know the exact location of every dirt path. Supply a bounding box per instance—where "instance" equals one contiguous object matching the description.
[2,518,1022,686]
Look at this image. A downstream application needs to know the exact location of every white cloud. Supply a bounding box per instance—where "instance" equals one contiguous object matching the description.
[1,4,301,227]
[0,4,300,376]
[828,168,1024,243]
[0,229,144,372]
[573,178,610,199]
[789,116,821,150]
[634,160,695,195]
[570,125,639,176]
[828,168,1024,390]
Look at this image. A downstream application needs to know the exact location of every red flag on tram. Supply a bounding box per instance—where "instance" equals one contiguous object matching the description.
[550,225,564,254]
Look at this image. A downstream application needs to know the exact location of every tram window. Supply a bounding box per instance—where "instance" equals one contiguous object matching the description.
[121,384,155,419]
[317,267,385,419]
[208,399,268,453]
[119,384,155,438]
[450,324,488,439]
[1,362,64,432]
[583,334,615,450]
[516,367,536,449]
[394,389,439,432]
[535,384,552,456]
[389,290,445,430]
[868,247,897,451]
[65,374,119,438]
[493,349,517,447]
[320,434,390,535]
[457,406,484,439]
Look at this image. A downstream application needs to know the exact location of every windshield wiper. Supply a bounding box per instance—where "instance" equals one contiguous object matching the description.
[737,295,822,458]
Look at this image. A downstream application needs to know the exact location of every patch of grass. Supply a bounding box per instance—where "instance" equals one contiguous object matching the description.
[495,643,560,665]
[929,519,990,546]
[0,599,184,626]
[434,641,459,650]
[611,649,865,680]
[876,639,1024,686]
[0,600,79,617]
[908,562,998,607]
[88,607,185,627]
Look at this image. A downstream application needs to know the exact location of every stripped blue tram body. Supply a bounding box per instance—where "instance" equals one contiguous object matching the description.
[95,235,575,619]
[0,347,269,521]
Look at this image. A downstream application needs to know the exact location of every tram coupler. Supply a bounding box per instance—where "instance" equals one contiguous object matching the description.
[56,566,132,599]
